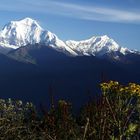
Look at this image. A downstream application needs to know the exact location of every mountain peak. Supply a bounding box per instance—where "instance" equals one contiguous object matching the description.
[65,35,135,57]
[0,17,45,49]
[101,35,110,39]
[18,17,40,25]
[0,18,70,54]
[20,17,37,22]
[9,17,42,30]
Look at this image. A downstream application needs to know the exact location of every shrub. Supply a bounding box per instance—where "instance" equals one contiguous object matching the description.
[80,81,140,140]
[0,81,139,139]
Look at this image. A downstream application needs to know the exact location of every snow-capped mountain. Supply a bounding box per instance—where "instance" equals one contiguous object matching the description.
[0,18,77,55]
[0,18,43,49]
[0,17,139,58]
[66,35,136,57]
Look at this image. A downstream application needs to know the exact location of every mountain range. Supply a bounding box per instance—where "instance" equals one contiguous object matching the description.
[0,17,140,108]
[0,17,139,61]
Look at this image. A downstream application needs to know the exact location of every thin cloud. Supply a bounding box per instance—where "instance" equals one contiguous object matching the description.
[0,0,140,24]
[51,1,140,23]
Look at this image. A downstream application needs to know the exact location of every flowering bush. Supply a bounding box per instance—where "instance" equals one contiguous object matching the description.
[81,81,140,140]
[0,81,139,139]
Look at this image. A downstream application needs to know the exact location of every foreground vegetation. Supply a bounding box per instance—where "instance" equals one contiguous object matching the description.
[0,81,140,140]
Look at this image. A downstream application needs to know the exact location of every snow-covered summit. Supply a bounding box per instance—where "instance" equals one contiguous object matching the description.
[0,17,77,55]
[0,18,43,48]
[0,17,138,57]
[66,35,135,56]
[0,18,47,49]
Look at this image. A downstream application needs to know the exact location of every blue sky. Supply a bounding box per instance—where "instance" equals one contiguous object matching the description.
[0,0,140,50]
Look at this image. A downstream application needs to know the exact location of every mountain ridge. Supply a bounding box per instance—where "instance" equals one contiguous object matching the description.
[0,17,139,59]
